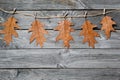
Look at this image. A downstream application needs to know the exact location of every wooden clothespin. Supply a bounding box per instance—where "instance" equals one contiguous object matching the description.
[12,8,16,15]
[64,11,69,19]
[34,12,37,19]
[103,8,106,16]
[84,11,88,19]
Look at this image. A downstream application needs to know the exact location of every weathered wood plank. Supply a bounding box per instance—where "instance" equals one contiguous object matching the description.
[0,30,120,49]
[0,0,86,10]
[0,69,120,80]
[1,0,120,10]
[0,49,120,68]
[0,69,17,80]
[0,10,119,29]
[81,0,120,9]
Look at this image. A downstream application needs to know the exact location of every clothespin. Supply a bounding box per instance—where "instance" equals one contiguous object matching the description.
[84,11,88,19]
[103,8,106,16]
[12,8,16,15]
[34,12,37,19]
[64,12,69,19]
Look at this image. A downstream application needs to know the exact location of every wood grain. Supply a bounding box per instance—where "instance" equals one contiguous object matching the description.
[0,49,120,68]
[1,0,120,10]
[1,69,120,80]
[0,0,86,10]
[0,69,17,80]
[0,30,120,49]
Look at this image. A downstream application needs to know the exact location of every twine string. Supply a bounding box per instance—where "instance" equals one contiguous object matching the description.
[0,8,120,19]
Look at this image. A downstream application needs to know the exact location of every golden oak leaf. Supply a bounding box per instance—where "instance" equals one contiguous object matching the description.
[54,19,74,48]
[0,16,20,45]
[101,16,116,39]
[80,20,100,48]
[29,19,48,47]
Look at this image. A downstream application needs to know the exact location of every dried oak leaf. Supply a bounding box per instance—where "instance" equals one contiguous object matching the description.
[54,19,74,48]
[29,19,48,47]
[101,16,116,39]
[80,20,100,48]
[0,16,20,45]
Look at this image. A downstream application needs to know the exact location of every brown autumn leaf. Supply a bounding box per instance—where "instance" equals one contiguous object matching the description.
[54,19,74,48]
[29,19,48,47]
[80,20,100,48]
[101,16,116,39]
[0,16,21,45]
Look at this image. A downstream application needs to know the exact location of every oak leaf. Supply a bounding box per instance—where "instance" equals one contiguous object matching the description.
[29,19,48,47]
[54,19,74,48]
[0,16,20,45]
[101,16,116,39]
[80,20,100,48]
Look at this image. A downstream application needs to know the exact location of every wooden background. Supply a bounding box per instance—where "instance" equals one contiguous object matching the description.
[0,0,120,80]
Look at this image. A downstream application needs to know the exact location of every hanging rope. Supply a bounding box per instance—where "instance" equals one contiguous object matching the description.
[0,8,120,19]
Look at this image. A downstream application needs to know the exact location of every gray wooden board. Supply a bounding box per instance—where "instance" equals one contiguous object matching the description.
[0,69,120,80]
[0,10,119,29]
[1,0,120,10]
[0,30,120,49]
[0,49,120,68]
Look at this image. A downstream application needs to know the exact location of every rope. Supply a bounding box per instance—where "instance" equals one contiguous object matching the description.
[0,8,120,19]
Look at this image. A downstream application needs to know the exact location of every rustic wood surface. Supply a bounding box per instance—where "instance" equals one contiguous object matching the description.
[0,0,120,80]
[0,49,119,68]
[0,69,120,80]
[0,0,120,10]
[0,30,120,49]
